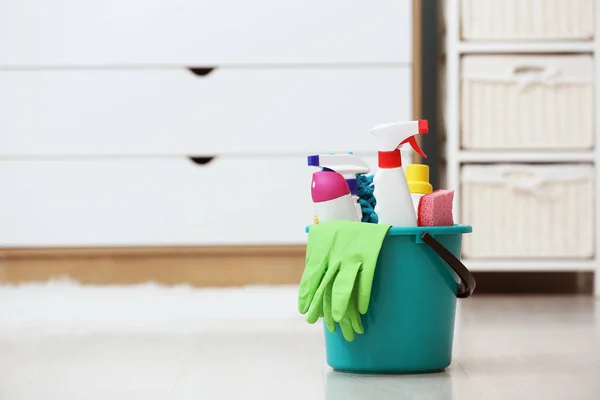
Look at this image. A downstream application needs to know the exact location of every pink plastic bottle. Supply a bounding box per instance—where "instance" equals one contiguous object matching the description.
[311,171,359,224]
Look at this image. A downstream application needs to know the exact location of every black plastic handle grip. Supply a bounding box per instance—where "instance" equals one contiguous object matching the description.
[421,233,476,298]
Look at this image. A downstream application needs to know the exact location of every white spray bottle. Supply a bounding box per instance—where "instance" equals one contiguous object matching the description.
[370,120,429,226]
[307,153,370,221]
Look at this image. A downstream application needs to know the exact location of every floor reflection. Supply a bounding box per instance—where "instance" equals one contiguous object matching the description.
[325,369,455,400]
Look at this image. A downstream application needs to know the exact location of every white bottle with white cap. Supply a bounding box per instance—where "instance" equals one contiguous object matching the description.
[370,120,429,226]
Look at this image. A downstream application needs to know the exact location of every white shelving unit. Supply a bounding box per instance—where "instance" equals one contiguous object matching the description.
[465,259,597,273]
[444,0,600,296]
[456,41,596,53]
[456,151,597,163]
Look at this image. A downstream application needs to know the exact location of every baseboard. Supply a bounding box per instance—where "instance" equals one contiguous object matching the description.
[0,245,307,287]
[0,247,591,294]
[472,272,594,295]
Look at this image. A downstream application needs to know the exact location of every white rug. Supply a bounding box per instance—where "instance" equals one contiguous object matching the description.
[0,280,325,399]
[0,279,313,334]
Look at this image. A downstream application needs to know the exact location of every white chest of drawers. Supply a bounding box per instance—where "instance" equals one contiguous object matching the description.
[0,0,414,248]
[0,0,411,66]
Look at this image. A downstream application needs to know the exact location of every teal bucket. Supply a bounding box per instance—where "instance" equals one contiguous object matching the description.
[321,224,474,374]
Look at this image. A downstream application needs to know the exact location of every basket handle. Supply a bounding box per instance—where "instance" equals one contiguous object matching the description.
[421,233,476,298]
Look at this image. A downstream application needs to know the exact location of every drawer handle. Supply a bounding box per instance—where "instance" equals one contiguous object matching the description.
[511,65,560,91]
[188,156,216,166]
[187,67,216,77]
[501,170,543,190]
[513,65,545,76]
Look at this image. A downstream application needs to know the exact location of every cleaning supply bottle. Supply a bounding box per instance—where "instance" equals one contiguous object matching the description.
[370,120,429,226]
[310,170,358,224]
[406,164,433,215]
[307,154,370,221]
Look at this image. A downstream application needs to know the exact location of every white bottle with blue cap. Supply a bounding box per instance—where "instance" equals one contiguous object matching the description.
[307,153,370,221]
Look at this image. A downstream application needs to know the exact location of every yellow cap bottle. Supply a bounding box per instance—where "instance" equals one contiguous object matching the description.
[405,164,433,215]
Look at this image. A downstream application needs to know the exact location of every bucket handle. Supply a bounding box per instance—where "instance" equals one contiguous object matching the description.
[421,233,476,298]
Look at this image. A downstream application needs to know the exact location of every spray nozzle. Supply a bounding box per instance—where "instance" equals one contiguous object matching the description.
[400,120,428,158]
[370,119,429,163]
[306,154,370,176]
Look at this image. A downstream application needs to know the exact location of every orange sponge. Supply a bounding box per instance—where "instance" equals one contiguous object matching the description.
[417,190,455,227]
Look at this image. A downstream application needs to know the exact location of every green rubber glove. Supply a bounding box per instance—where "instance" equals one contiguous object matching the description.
[298,221,390,341]
[303,251,361,341]
[297,223,336,316]
[323,275,364,341]
[327,221,390,322]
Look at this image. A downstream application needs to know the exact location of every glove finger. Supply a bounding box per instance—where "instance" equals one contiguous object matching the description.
[307,263,340,324]
[323,277,336,333]
[357,225,390,314]
[332,262,361,322]
[299,223,339,314]
[357,269,374,315]
[349,283,364,335]
[350,311,364,335]
[339,315,355,342]
[298,257,328,314]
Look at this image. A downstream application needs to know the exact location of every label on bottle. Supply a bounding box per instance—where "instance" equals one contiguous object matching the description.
[314,194,359,224]
[373,168,417,227]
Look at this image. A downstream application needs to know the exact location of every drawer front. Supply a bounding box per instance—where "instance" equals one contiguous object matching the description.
[461,164,595,259]
[0,0,411,66]
[461,55,595,150]
[0,68,410,156]
[461,0,595,40]
[0,155,377,247]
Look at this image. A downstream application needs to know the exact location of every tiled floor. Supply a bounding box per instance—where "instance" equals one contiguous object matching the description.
[0,282,598,399]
